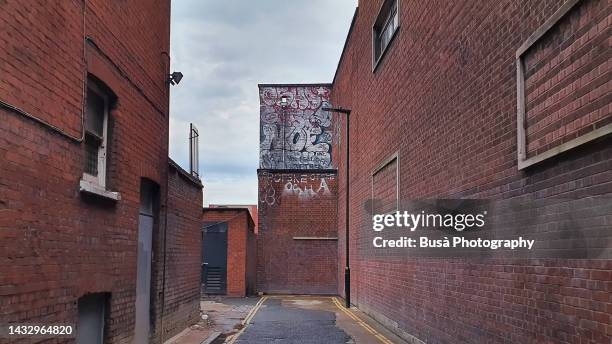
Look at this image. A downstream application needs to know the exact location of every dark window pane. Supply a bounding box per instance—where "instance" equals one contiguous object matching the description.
[374,0,399,63]
[86,90,105,138]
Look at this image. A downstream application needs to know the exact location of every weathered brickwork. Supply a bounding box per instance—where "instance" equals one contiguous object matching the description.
[158,161,203,341]
[331,0,611,343]
[257,170,338,294]
[0,1,201,343]
[202,209,256,297]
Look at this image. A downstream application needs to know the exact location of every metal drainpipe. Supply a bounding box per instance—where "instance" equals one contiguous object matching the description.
[344,112,350,308]
[282,104,286,168]
[159,49,171,343]
[323,106,351,308]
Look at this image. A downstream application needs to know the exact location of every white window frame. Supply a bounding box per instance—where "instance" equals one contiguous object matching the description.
[82,82,109,189]
[372,0,400,71]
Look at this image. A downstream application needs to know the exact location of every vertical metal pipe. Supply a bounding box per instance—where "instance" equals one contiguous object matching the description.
[344,113,351,308]
[323,106,351,308]
[282,105,286,168]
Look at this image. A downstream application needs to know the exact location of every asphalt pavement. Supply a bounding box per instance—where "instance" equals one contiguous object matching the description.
[232,296,408,344]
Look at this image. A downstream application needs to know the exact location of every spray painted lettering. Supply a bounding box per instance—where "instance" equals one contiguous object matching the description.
[258,172,335,206]
[259,85,333,169]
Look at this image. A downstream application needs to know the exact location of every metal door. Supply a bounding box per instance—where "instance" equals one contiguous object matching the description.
[76,293,106,344]
[134,183,155,344]
[202,222,228,294]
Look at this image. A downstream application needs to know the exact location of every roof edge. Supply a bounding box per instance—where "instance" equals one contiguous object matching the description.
[203,207,251,212]
[258,83,332,88]
[332,7,359,85]
[257,168,338,174]
[203,207,255,232]
[168,158,203,188]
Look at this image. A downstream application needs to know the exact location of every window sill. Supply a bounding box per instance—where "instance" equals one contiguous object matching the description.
[79,179,121,201]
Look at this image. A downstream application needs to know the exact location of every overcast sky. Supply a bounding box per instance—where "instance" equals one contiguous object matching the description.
[169,1,356,206]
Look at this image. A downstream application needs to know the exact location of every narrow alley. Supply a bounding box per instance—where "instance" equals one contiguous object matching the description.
[1,0,611,343]
[165,297,406,344]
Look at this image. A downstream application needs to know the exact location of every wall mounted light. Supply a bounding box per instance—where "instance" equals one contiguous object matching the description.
[168,71,183,85]
[280,95,288,107]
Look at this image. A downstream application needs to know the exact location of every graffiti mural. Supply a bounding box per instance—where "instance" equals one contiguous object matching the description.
[258,171,336,207]
[259,85,334,169]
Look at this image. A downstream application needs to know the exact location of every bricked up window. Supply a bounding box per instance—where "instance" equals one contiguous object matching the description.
[373,0,399,69]
[516,0,611,169]
[372,153,399,214]
[83,81,110,188]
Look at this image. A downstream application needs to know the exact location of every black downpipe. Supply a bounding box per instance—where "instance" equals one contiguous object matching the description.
[323,106,352,308]
[344,113,351,308]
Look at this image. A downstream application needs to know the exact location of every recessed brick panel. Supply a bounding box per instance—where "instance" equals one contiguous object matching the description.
[372,156,398,214]
[523,0,611,157]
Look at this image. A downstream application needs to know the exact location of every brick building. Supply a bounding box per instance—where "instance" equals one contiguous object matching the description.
[209,204,259,234]
[202,208,256,297]
[326,0,612,343]
[0,1,203,343]
[257,84,339,295]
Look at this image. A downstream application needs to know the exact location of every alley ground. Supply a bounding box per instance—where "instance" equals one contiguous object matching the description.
[166,296,408,344]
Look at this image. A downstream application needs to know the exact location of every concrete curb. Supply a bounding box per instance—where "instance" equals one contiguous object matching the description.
[201,331,221,344]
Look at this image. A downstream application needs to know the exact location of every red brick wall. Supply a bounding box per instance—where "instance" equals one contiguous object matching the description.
[0,1,175,343]
[257,170,338,294]
[246,221,258,295]
[332,0,611,343]
[158,162,203,340]
[202,209,256,297]
[209,205,259,234]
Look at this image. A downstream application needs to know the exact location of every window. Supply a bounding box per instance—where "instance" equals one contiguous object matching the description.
[83,82,109,188]
[373,0,399,69]
[79,79,120,200]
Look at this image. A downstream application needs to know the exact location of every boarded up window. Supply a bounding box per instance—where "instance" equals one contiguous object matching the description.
[372,154,399,214]
[516,0,611,168]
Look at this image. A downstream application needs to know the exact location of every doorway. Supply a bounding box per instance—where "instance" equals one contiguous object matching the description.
[134,180,158,344]
[202,222,228,294]
[76,293,108,344]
